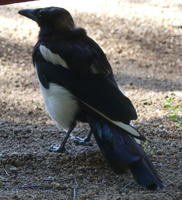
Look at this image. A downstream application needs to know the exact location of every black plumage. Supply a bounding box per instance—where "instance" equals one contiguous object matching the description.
[19,7,163,190]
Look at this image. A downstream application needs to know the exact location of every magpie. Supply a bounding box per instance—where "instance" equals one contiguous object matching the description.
[19,7,163,190]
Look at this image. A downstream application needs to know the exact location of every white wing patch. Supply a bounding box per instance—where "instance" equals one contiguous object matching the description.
[82,101,142,139]
[134,138,141,144]
[39,45,68,69]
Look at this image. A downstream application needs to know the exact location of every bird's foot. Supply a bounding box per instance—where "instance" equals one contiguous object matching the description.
[49,144,69,153]
[73,136,93,146]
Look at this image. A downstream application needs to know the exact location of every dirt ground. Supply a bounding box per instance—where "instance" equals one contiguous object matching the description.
[0,0,182,199]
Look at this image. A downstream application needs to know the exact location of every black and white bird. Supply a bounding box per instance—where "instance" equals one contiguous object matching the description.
[19,7,163,190]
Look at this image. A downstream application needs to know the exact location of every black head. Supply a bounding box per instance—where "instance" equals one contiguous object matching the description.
[18,7,75,32]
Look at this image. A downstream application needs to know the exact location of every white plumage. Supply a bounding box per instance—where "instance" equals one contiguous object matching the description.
[39,45,68,68]
[39,82,79,131]
[35,45,78,131]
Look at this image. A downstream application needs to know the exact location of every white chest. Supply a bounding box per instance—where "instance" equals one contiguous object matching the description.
[39,82,79,131]
[36,45,79,130]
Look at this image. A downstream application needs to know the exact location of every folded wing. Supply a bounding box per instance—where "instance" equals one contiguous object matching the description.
[35,53,144,140]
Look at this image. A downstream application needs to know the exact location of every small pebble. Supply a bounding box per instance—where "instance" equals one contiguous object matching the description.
[9,166,18,173]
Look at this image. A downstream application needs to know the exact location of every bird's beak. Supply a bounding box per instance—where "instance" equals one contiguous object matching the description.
[18,9,38,22]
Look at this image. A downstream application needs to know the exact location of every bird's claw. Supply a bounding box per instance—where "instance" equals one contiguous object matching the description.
[73,136,93,146]
[49,144,68,153]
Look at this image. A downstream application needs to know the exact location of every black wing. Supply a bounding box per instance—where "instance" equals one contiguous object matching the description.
[34,49,137,124]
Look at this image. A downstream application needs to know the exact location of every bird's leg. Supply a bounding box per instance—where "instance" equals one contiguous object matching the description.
[49,125,75,153]
[73,129,93,146]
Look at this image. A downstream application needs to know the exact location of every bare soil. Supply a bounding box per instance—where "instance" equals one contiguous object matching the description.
[0,1,182,199]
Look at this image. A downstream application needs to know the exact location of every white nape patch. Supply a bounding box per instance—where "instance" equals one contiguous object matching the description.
[39,82,79,131]
[39,45,68,68]
[82,101,141,139]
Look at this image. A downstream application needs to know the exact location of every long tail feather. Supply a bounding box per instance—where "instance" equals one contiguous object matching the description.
[89,118,164,190]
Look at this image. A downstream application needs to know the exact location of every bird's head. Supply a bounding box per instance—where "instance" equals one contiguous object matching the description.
[18,7,75,33]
